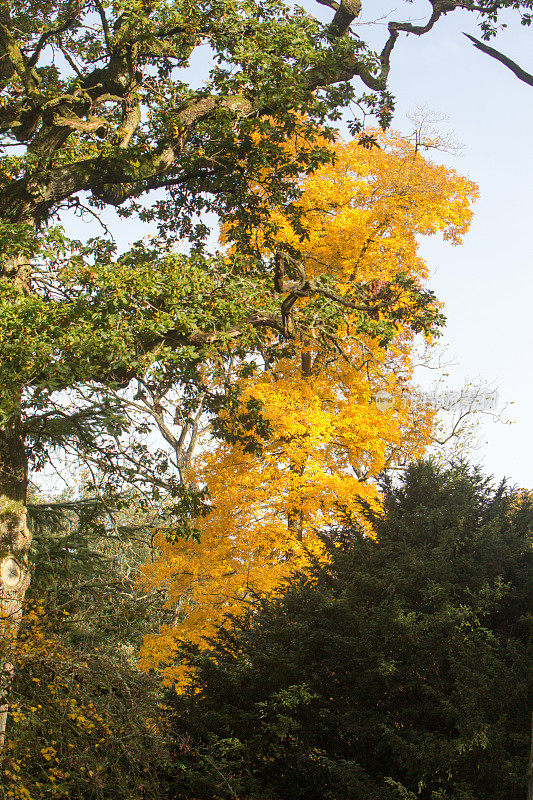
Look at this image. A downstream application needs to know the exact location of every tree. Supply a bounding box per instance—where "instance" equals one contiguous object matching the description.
[170,460,533,800]
[138,133,477,686]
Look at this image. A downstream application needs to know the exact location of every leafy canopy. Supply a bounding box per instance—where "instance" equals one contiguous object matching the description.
[0,0,499,512]
[138,133,477,685]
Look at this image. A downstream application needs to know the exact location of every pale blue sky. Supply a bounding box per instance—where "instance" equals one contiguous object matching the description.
[376,4,533,487]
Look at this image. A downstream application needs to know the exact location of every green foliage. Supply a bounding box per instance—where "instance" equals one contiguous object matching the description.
[27,497,163,650]
[0,0,530,516]
[170,461,533,800]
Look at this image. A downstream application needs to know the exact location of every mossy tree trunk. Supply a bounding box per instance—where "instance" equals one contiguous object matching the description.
[0,429,31,751]
[0,251,32,752]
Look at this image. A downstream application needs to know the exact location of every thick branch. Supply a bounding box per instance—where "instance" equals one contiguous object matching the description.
[329,0,361,38]
[0,0,471,222]
[119,98,141,148]
[315,0,339,10]
[90,311,287,388]
[52,114,109,135]
[0,23,39,93]
[380,0,459,81]
[94,0,112,53]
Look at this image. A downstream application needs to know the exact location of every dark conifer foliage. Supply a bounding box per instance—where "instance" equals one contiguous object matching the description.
[171,461,532,800]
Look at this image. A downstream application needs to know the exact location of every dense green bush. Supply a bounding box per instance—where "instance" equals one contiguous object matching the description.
[170,461,532,800]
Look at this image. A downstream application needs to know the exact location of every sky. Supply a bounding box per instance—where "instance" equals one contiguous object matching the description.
[351,3,533,487]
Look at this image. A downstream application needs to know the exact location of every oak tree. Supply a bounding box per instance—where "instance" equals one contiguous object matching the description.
[0,0,518,744]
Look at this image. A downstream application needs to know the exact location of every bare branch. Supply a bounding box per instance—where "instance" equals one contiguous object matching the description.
[58,44,84,78]
[464,32,533,86]
[94,0,112,53]
[27,2,88,69]
[380,0,459,79]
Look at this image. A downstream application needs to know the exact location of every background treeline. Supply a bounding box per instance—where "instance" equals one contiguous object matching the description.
[6,461,531,800]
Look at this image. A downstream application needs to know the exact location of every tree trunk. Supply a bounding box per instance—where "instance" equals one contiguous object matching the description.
[0,416,31,753]
[287,346,312,542]
[287,509,303,542]
[0,223,35,753]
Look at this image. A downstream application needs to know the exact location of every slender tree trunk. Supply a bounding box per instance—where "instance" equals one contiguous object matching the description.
[287,346,312,542]
[287,509,303,541]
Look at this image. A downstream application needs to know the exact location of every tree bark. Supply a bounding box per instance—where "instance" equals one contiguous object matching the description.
[287,509,303,542]
[0,249,32,753]
[287,346,313,541]
[0,418,30,753]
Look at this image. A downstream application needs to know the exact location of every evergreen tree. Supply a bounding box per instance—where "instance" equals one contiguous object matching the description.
[171,461,533,800]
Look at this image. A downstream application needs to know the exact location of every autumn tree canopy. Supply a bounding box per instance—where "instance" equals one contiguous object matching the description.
[0,0,526,518]
[0,0,447,743]
[138,133,477,685]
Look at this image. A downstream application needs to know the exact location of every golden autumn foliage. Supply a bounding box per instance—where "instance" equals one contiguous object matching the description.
[274,129,476,280]
[138,132,478,686]
[3,598,171,800]
[2,601,113,800]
